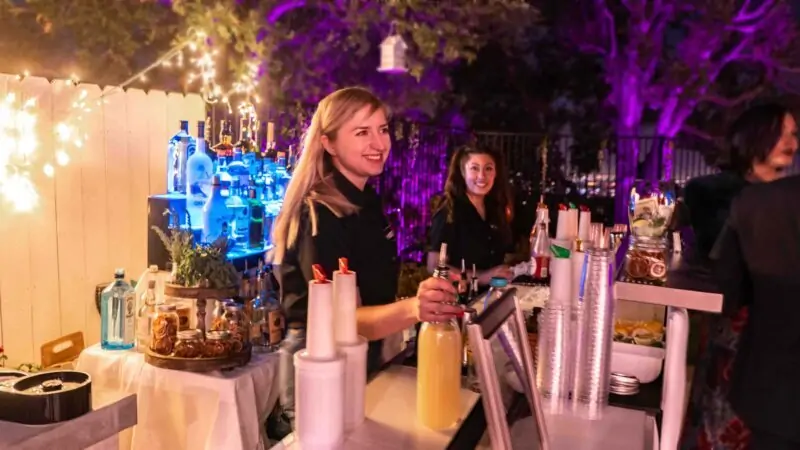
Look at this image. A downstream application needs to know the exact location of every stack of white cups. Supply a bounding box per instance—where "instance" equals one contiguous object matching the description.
[294,260,369,450]
[332,259,368,433]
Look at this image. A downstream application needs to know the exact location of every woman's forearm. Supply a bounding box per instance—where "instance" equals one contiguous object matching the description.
[356,298,418,341]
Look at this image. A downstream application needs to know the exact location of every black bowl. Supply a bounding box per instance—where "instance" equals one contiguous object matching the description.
[0,370,92,425]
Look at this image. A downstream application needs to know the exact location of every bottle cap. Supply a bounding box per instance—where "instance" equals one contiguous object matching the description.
[114,268,125,278]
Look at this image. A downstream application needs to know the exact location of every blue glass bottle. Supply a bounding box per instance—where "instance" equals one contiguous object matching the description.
[101,269,136,350]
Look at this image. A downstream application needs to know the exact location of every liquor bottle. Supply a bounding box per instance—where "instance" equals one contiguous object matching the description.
[229,118,251,188]
[417,243,462,429]
[286,144,297,173]
[457,259,469,305]
[136,280,157,352]
[101,269,136,350]
[264,266,284,347]
[167,120,192,194]
[212,120,234,159]
[225,181,249,247]
[248,187,265,248]
[530,219,552,283]
[249,271,269,351]
[202,175,231,243]
[470,264,480,297]
[185,120,214,229]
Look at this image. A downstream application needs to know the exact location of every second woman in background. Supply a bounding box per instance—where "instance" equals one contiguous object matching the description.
[428,145,514,284]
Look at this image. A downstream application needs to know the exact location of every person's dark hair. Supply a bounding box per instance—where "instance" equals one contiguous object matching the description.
[719,103,794,175]
[437,145,513,244]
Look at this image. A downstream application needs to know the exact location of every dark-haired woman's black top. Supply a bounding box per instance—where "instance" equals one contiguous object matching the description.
[429,196,511,271]
[683,171,748,260]
[277,169,399,374]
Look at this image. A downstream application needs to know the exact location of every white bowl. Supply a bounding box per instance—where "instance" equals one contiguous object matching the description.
[610,341,665,384]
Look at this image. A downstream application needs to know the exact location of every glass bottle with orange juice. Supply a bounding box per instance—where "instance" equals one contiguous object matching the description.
[417,243,463,429]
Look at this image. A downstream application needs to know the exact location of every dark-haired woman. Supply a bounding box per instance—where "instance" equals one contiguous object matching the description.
[680,103,798,449]
[428,146,514,284]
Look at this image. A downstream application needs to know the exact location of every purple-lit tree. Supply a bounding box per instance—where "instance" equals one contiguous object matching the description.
[2,0,535,118]
[560,0,798,221]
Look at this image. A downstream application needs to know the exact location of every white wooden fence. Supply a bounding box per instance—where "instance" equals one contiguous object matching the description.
[0,74,205,366]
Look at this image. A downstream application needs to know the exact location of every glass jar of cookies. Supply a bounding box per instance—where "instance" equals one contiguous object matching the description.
[173,329,203,358]
[150,304,180,355]
[221,304,250,354]
[204,330,232,358]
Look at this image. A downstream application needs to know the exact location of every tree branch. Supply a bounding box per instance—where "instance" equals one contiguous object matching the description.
[681,124,715,142]
[701,84,765,107]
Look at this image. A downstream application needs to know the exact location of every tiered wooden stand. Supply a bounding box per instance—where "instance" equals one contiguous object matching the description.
[144,284,251,372]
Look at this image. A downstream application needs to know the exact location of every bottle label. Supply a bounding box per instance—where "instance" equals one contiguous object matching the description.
[268,309,284,345]
[123,293,136,344]
[531,255,550,279]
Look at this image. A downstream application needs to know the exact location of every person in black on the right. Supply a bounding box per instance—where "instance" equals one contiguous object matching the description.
[713,172,800,450]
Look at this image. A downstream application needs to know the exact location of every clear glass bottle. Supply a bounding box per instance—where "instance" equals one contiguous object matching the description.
[417,245,462,429]
[167,120,192,194]
[136,280,157,352]
[101,268,136,350]
[417,319,462,429]
[202,175,231,243]
[186,120,213,229]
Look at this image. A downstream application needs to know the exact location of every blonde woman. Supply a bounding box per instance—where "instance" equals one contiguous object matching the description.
[269,87,461,431]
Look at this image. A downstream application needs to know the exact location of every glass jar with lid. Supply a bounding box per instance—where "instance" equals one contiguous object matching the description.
[150,304,180,355]
[209,299,235,332]
[222,304,251,353]
[204,330,232,358]
[626,180,675,285]
[173,329,203,358]
[624,235,668,285]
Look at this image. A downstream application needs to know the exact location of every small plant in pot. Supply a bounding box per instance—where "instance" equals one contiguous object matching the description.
[151,226,239,289]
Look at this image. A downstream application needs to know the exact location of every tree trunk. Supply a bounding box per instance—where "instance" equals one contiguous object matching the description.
[614,133,639,224]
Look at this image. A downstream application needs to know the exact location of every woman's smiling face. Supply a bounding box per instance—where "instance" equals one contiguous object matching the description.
[461,153,496,198]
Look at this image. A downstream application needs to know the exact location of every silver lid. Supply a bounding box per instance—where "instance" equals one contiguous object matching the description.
[206,330,231,340]
[177,330,202,340]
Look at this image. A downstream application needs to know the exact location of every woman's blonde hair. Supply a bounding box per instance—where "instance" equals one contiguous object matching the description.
[270,87,389,264]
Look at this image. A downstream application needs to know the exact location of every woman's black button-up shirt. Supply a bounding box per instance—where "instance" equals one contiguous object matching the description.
[429,196,511,271]
[277,169,399,373]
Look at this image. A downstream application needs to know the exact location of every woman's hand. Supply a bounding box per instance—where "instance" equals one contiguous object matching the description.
[414,277,463,322]
[479,265,513,285]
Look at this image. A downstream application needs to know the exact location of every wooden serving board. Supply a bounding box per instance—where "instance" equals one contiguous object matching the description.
[144,346,252,373]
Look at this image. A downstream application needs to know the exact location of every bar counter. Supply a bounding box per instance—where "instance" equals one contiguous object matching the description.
[274,345,655,450]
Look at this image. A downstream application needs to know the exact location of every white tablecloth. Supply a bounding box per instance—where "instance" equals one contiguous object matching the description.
[77,344,280,450]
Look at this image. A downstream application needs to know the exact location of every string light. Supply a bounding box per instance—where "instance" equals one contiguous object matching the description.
[5,27,264,213]
[0,92,40,212]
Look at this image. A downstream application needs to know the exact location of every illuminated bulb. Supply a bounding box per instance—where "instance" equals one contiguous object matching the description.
[140,75,148,82]
[2,173,38,212]
[74,139,83,148]
[43,163,55,177]
[56,123,72,142]
[55,150,70,166]
[6,93,15,103]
